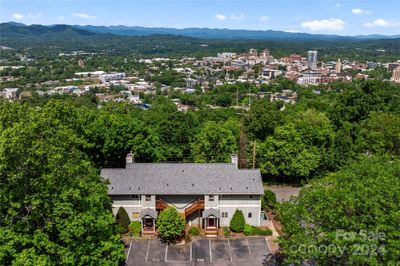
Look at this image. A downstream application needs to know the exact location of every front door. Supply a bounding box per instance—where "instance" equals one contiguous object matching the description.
[145,218,153,228]
[208,217,215,227]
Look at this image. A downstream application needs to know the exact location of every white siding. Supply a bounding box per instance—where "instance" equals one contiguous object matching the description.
[142,195,155,208]
[111,195,141,206]
[111,206,142,222]
[219,195,260,206]
[205,195,219,208]
[219,195,261,227]
[219,206,260,227]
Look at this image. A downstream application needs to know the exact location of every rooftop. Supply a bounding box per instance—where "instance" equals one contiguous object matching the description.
[101,163,263,195]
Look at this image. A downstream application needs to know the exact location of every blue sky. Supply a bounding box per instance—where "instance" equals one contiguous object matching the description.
[1,0,400,35]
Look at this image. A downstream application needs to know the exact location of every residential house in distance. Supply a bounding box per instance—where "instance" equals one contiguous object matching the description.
[101,153,264,236]
[270,90,297,105]
[1,88,21,100]
[99,72,126,84]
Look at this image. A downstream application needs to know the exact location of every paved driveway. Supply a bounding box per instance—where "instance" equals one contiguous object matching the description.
[126,237,270,266]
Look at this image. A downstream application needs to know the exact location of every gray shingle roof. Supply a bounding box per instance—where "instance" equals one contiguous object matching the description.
[101,163,263,195]
[202,208,220,218]
[140,208,158,219]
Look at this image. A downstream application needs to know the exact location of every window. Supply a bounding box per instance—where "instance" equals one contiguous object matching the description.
[132,195,139,200]
[249,195,253,199]
[209,195,215,201]
[145,195,151,201]
[222,212,228,218]
[248,212,252,218]
[132,212,140,218]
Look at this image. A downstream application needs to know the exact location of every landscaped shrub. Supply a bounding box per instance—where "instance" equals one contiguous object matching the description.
[128,221,141,237]
[189,227,200,236]
[249,226,273,236]
[243,224,253,236]
[223,227,231,237]
[116,207,130,234]
[262,189,277,211]
[156,207,185,243]
[230,209,246,232]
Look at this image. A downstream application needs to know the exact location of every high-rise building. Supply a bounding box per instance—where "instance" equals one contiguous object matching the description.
[307,50,318,69]
[336,59,342,73]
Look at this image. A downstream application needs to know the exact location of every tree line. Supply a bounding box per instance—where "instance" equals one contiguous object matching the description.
[1,79,400,264]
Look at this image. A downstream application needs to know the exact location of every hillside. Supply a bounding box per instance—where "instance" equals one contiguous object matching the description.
[1,22,399,62]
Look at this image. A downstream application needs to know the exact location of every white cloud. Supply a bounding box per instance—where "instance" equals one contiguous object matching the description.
[364,19,399,27]
[12,13,24,20]
[28,13,41,19]
[73,13,96,19]
[215,14,226,20]
[260,16,268,21]
[352,8,370,15]
[301,18,345,31]
[230,13,244,20]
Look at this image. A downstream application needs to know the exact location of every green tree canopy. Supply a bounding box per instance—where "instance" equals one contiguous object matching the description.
[191,120,238,162]
[278,156,400,265]
[116,207,131,234]
[156,207,185,243]
[357,111,400,156]
[0,101,125,265]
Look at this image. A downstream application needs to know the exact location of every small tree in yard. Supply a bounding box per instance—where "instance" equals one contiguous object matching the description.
[262,189,277,211]
[116,207,130,233]
[156,207,185,243]
[230,209,246,232]
[128,221,142,237]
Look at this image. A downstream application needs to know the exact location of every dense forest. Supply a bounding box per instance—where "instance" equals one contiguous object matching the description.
[1,77,400,264]
[1,22,400,62]
[1,21,400,264]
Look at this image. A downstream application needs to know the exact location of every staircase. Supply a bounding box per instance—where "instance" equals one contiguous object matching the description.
[156,198,205,220]
[156,199,169,210]
[184,199,205,218]
[205,227,218,237]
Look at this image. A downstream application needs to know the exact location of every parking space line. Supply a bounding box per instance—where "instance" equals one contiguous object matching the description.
[227,239,233,262]
[126,240,132,263]
[246,237,252,256]
[265,237,271,253]
[145,241,150,262]
[209,239,212,262]
[190,242,192,262]
[165,245,168,262]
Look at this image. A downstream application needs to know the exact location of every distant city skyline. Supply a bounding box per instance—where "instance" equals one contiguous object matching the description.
[1,0,400,36]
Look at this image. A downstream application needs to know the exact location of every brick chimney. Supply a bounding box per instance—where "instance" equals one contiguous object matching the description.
[126,152,134,165]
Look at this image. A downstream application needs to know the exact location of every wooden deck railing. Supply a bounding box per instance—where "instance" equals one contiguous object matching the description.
[184,199,205,217]
[156,199,169,210]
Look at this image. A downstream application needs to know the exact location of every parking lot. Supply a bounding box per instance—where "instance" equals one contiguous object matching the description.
[126,237,271,265]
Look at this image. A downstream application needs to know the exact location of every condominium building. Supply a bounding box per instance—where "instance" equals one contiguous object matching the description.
[101,153,263,236]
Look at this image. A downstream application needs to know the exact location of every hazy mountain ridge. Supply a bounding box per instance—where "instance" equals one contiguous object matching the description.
[2,22,399,41]
[72,25,400,40]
